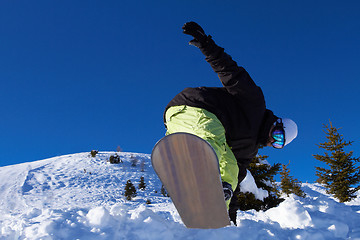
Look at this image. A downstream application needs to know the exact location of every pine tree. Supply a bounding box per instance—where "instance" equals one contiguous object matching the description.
[90,150,98,158]
[313,121,360,202]
[109,154,122,164]
[124,180,137,200]
[234,150,284,211]
[280,162,306,198]
[138,176,146,190]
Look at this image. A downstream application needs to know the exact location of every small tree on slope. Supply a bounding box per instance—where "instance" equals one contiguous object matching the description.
[313,121,360,202]
[280,162,306,198]
[138,176,146,190]
[124,180,137,200]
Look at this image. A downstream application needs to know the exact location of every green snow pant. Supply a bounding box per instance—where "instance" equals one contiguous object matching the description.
[165,105,239,208]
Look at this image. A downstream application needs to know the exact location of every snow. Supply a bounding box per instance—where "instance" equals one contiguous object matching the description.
[266,196,313,229]
[240,169,269,201]
[1,152,360,239]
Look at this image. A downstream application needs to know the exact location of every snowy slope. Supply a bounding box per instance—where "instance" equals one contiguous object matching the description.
[1,152,360,240]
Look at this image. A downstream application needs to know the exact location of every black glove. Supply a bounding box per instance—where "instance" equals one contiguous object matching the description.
[182,21,211,48]
[222,182,233,201]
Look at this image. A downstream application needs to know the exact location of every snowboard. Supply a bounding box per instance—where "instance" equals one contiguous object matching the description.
[151,132,230,229]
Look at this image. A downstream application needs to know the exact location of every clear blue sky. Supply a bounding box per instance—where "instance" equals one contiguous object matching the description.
[1,0,359,182]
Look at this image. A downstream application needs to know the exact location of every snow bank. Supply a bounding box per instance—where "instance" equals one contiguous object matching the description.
[266,195,313,229]
[87,206,111,226]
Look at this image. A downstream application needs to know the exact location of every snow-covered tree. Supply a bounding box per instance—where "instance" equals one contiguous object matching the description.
[109,154,122,164]
[233,150,283,212]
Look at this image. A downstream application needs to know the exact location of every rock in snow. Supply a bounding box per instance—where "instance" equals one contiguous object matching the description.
[0,152,360,239]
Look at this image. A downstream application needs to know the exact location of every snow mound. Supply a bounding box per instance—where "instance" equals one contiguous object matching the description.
[266,196,313,229]
[0,152,360,239]
[87,206,111,226]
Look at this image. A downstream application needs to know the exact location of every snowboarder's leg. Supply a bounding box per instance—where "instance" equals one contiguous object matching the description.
[165,105,239,208]
[228,185,240,225]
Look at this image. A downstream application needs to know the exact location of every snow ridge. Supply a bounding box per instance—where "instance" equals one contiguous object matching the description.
[0,152,360,239]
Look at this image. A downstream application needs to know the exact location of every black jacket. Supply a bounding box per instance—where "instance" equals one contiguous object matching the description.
[165,38,277,182]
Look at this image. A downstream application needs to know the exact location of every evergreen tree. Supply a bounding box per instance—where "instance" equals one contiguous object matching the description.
[90,150,98,158]
[124,180,137,200]
[314,121,360,202]
[138,176,146,190]
[109,154,122,164]
[234,150,284,211]
[280,162,306,198]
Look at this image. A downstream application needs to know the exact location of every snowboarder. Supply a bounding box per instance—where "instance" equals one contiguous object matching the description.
[164,21,298,224]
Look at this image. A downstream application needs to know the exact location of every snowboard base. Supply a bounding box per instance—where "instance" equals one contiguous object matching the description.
[151,132,230,229]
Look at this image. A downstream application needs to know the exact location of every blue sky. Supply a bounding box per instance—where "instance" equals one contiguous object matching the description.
[0,0,359,182]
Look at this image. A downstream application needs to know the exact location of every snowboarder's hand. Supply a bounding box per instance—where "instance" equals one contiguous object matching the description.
[182,21,210,47]
[222,182,233,201]
[182,22,207,42]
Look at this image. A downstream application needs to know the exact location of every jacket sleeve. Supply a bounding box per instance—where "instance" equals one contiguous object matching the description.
[199,39,264,103]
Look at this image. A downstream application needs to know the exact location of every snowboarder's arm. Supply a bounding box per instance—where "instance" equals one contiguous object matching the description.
[202,42,263,101]
[183,22,264,102]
